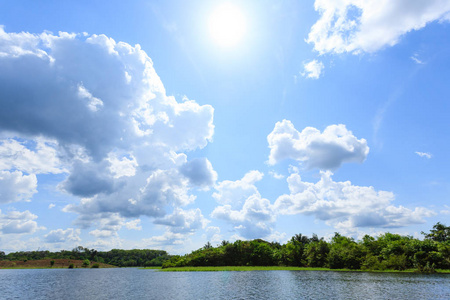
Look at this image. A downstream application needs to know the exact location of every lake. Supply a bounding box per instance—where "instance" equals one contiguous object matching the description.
[0,268,449,299]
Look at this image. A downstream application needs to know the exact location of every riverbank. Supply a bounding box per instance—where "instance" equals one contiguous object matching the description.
[156,266,450,273]
[0,259,115,269]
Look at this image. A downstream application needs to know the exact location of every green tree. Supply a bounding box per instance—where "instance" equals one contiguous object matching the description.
[422,222,450,242]
[304,240,329,267]
[327,233,364,269]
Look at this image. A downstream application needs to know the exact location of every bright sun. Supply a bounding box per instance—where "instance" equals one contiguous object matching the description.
[208,3,246,47]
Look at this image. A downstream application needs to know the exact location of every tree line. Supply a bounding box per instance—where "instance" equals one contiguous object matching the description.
[1,222,448,271]
[162,222,450,272]
[0,247,170,267]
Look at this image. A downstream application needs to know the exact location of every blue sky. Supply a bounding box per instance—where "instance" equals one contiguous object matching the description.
[0,0,449,254]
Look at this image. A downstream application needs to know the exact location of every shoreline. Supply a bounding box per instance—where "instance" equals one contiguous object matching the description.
[155,266,450,273]
[0,259,115,269]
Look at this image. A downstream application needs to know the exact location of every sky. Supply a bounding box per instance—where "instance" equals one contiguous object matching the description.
[0,0,449,254]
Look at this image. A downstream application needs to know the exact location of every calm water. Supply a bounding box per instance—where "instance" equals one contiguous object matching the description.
[0,268,448,300]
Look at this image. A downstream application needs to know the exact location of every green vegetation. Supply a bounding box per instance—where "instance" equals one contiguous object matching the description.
[68,263,74,269]
[0,247,170,267]
[1,222,449,273]
[160,266,450,273]
[162,222,450,273]
[82,259,90,268]
[91,263,100,268]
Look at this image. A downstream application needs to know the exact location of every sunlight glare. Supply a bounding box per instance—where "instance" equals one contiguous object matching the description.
[208,3,246,47]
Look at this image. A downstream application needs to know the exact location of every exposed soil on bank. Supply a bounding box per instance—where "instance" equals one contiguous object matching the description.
[0,259,116,269]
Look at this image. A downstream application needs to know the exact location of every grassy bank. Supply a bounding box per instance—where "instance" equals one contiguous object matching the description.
[158,266,450,273]
[0,259,115,269]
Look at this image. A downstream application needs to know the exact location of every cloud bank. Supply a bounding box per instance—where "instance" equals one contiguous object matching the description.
[273,171,434,234]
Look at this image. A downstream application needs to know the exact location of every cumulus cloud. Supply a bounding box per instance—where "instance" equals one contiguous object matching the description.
[211,171,276,239]
[415,151,432,159]
[0,138,65,174]
[154,207,209,233]
[267,120,369,170]
[179,158,217,188]
[302,60,324,79]
[273,171,435,231]
[89,229,117,238]
[44,228,81,243]
[205,226,222,244]
[213,170,264,206]
[61,160,115,197]
[142,231,188,251]
[0,209,43,234]
[307,0,450,54]
[71,212,141,238]
[0,27,215,232]
[269,171,284,180]
[124,219,142,230]
[0,171,37,204]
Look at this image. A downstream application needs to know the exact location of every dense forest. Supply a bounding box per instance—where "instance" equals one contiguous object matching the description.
[1,223,449,271]
[0,247,170,267]
[162,222,450,272]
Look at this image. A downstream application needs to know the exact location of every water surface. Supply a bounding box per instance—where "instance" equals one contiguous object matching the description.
[0,268,448,299]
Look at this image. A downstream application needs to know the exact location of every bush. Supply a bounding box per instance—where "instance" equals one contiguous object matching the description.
[82,259,90,268]
[91,263,100,268]
[68,263,74,269]
[50,260,55,267]
[382,254,408,270]
[361,255,385,271]
[415,262,436,274]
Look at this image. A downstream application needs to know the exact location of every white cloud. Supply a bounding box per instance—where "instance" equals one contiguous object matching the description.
[205,226,222,245]
[269,171,284,180]
[273,171,435,231]
[48,204,55,209]
[124,219,142,230]
[83,236,123,252]
[213,170,263,206]
[415,151,432,159]
[89,229,117,238]
[108,153,138,178]
[0,28,216,230]
[302,60,324,79]
[0,170,37,204]
[44,228,81,243]
[267,120,369,170]
[441,205,450,215]
[179,158,217,189]
[77,83,104,112]
[141,231,190,253]
[411,55,425,64]
[0,138,66,174]
[0,209,43,234]
[154,207,209,234]
[70,212,141,239]
[211,171,276,239]
[307,0,450,54]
